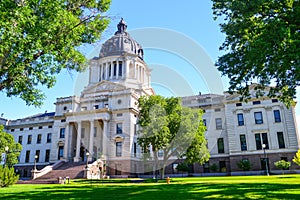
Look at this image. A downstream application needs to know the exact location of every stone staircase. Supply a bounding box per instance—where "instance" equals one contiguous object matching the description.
[17,161,88,184]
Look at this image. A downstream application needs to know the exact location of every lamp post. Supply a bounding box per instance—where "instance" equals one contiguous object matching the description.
[262,144,269,176]
[34,155,38,171]
[86,152,90,169]
[4,146,8,167]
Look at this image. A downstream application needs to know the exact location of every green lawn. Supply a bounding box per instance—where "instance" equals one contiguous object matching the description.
[1,175,300,199]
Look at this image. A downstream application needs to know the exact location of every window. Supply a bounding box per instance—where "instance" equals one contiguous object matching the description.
[217,138,224,153]
[236,102,242,107]
[118,61,122,76]
[38,126,43,129]
[63,106,67,111]
[94,105,99,109]
[11,129,15,132]
[134,143,137,157]
[116,123,122,134]
[48,125,52,128]
[94,127,97,137]
[116,142,122,157]
[215,118,222,130]
[81,128,85,138]
[255,133,269,150]
[61,119,66,122]
[35,150,40,162]
[29,127,33,130]
[237,113,244,126]
[253,101,261,105]
[254,112,263,124]
[219,161,226,172]
[117,113,123,117]
[203,119,207,127]
[172,163,178,174]
[37,134,42,144]
[134,124,137,135]
[45,149,50,162]
[47,133,52,143]
[25,150,30,163]
[240,135,247,151]
[59,128,65,138]
[215,108,221,112]
[277,132,285,148]
[113,62,117,76]
[18,136,23,144]
[273,110,281,123]
[58,146,64,160]
[158,150,163,157]
[27,135,32,144]
[272,99,278,103]
[20,128,23,131]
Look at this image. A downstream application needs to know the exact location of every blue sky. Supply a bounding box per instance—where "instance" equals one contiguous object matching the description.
[1,0,299,131]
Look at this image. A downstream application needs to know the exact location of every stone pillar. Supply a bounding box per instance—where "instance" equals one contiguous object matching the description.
[63,123,69,160]
[116,60,119,79]
[105,63,108,80]
[74,121,81,162]
[89,120,94,161]
[103,120,108,159]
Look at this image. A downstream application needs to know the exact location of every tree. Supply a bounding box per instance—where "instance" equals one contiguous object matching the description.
[293,149,300,166]
[137,95,210,179]
[0,125,22,167]
[274,160,291,175]
[0,0,111,106]
[212,0,300,106]
[0,166,19,187]
[176,162,189,176]
[237,159,251,171]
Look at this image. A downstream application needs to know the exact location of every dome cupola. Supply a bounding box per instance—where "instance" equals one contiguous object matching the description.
[99,18,144,59]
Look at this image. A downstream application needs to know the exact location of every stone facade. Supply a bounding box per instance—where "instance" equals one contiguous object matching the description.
[1,19,300,177]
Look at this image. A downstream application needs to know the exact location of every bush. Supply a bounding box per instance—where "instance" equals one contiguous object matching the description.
[274,160,291,175]
[0,166,19,187]
[237,159,251,171]
[209,164,218,172]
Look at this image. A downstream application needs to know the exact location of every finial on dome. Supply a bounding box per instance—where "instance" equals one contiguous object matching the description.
[116,18,127,34]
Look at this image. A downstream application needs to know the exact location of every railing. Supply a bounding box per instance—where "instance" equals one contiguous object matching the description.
[32,160,64,180]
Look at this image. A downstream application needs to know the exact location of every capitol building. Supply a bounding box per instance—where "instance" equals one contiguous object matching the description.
[1,19,300,178]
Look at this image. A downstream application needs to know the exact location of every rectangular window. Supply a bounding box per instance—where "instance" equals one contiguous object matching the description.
[277,132,285,148]
[37,134,42,144]
[59,128,65,138]
[29,127,33,130]
[81,128,85,138]
[25,150,30,163]
[203,119,207,127]
[215,118,222,130]
[237,113,244,126]
[134,143,137,157]
[11,129,15,132]
[116,123,123,134]
[116,142,122,157]
[94,127,97,137]
[253,101,261,105]
[58,146,64,159]
[48,125,52,128]
[272,99,278,103]
[18,136,23,144]
[35,150,40,163]
[27,135,32,144]
[47,133,52,143]
[240,134,247,151]
[45,149,50,162]
[273,110,281,123]
[217,138,224,153]
[118,62,122,76]
[255,133,269,150]
[219,161,226,172]
[38,126,43,129]
[158,150,163,157]
[215,108,221,112]
[113,62,117,76]
[134,124,137,135]
[254,112,263,124]
[236,103,242,107]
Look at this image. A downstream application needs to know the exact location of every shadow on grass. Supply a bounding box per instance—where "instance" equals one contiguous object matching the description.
[1,181,300,200]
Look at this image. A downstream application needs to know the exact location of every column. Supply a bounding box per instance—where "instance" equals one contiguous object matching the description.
[110,62,113,79]
[74,121,81,162]
[63,123,69,160]
[105,63,108,80]
[89,120,94,161]
[103,120,108,159]
[99,64,102,81]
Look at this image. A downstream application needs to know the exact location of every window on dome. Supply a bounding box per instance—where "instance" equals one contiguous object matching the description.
[113,62,117,76]
[118,61,122,76]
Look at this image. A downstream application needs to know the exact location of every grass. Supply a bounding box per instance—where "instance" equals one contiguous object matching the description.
[1,175,300,199]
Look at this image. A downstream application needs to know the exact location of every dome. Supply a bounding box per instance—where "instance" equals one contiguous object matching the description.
[99,18,144,59]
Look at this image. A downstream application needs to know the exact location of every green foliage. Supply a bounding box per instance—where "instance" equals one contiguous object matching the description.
[237,159,251,171]
[274,160,291,172]
[0,166,19,187]
[0,0,111,106]
[0,125,22,167]
[293,149,300,166]
[209,163,218,172]
[212,0,300,106]
[137,95,210,178]
[176,162,189,172]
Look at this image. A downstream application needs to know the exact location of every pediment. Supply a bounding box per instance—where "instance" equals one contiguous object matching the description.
[82,81,127,95]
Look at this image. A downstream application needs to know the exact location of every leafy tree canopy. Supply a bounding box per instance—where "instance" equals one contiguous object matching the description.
[0,0,111,106]
[137,95,209,178]
[0,125,22,167]
[212,0,300,106]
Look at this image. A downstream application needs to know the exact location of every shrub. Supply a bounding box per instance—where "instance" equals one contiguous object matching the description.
[209,164,218,172]
[293,150,300,166]
[274,160,291,175]
[237,159,251,171]
[0,166,19,187]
